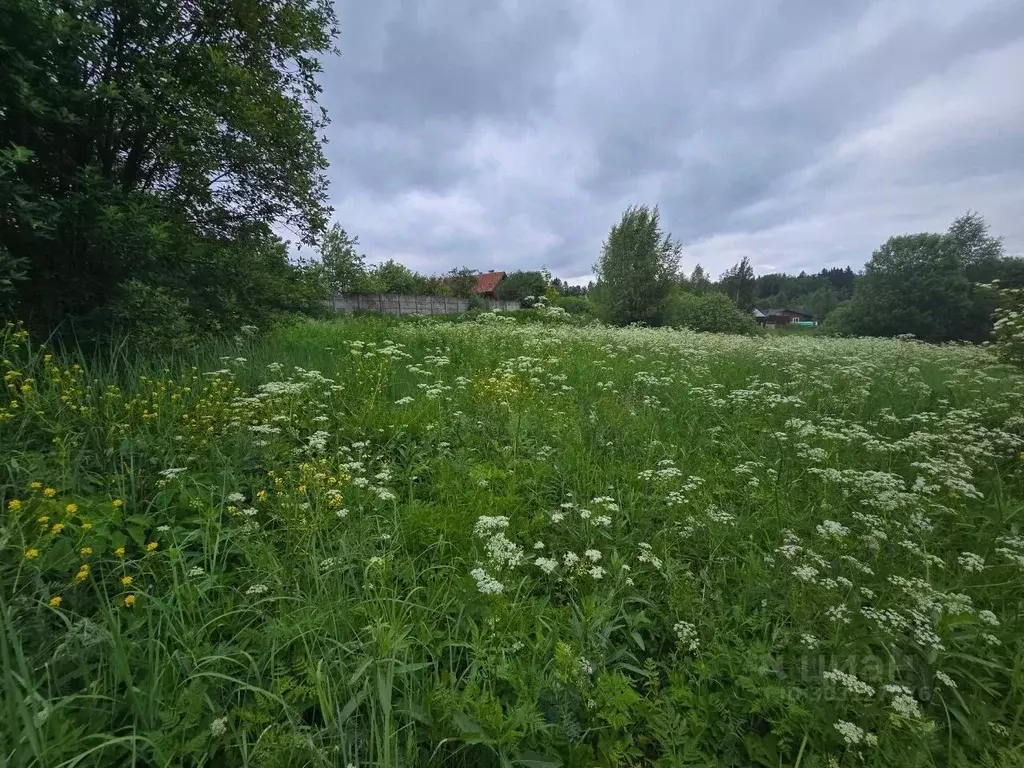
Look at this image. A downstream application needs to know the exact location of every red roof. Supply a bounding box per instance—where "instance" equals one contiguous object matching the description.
[473,271,505,294]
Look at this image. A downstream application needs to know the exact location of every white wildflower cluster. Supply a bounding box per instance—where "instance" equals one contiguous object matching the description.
[792,565,819,582]
[934,671,957,690]
[705,505,735,525]
[245,584,268,596]
[834,720,878,747]
[157,467,187,486]
[664,476,704,506]
[304,430,330,453]
[957,551,986,572]
[210,717,228,737]
[638,459,684,481]
[826,604,851,624]
[637,542,663,569]
[978,609,1000,626]
[822,669,874,697]
[673,620,699,652]
[995,535,1024,568]
[534,556,558,574]
[470,515,523,590]
[815,520,849,540]
[884,684,923,719]
[470,567,504,595]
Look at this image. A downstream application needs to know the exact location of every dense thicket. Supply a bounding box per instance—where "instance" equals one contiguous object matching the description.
[0,0,338,346]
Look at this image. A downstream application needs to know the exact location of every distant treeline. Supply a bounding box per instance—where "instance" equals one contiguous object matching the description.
[587,205,1024,342]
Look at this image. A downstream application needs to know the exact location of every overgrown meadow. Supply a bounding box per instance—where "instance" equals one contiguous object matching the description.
[3,315,1024,768]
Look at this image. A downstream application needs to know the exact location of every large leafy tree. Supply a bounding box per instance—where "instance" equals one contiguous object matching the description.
[688,264,710,294]
[719,257,756,311]
[319,224,366,294]
[826,213,1022,342]
[593,205,681,326]
[832,233,975,341]
[0,0,337,333]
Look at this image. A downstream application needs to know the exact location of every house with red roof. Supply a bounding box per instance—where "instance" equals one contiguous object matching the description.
[472,270,505,298]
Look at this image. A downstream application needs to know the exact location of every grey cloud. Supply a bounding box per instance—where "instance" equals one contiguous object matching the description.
[320,0,1024,282]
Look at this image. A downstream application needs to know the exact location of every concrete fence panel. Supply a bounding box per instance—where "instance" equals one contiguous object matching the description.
[327,293,516,316]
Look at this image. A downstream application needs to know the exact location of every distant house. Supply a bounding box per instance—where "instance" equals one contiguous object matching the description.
[754,307,817,327]
[473,270,505,298]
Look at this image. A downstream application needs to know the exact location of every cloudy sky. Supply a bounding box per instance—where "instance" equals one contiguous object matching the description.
[320,0,1024,284]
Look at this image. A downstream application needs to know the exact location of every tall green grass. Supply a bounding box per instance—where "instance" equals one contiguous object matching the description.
[2,316,1023,767]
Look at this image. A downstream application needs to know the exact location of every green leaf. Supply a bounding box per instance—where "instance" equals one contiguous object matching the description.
[512,751,562,768]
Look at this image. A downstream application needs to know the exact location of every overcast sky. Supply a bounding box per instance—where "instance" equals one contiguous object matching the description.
[320,0,1024,284]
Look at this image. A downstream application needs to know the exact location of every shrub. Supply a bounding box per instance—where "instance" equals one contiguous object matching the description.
[664,291,761,334]
[988,281,1024,366]
[553,295,593,316]
[107,280,200,355]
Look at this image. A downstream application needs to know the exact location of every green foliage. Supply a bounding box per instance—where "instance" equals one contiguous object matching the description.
[752,268,856,320]
[664,290,761,334]
[552,295,593,316]
[551,278,590,297]
[826,213,1023,342]
[800,285,841,321]
[359,260,427,295]
[593,205,681,326]
[852,233,974,341]
[988,282,1024,367]
[319,224,367,294]
[497,271,548,302]
[108,280,200,355]
[719,257,756,312]
[0,0,337,342]
[687,264,711,294]
[446,267,479,299]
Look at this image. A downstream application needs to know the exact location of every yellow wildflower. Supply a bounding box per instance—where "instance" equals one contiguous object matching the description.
[64,503,78,516]
[114,546,126,558]
[28,481,42,491]
[81,521,93,532]
[7,499,21,512]
[146,541,159,552]
[75,565,89,581]
[43,487,56,498]
[79,547,93,557]
[24,548,39,560]
[124,594,137,608]
[49,596,62,608]
[37,515,49,525]
[256,490,268,502]
[112,499,124,508]
[120,576,133,587]
[50,523,65,536]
